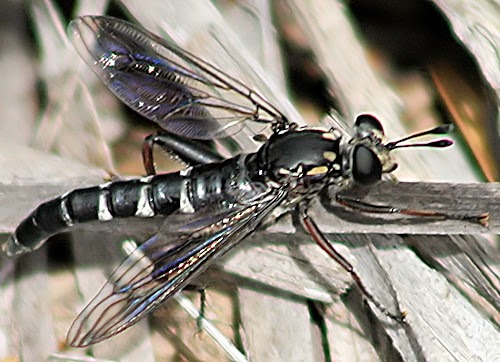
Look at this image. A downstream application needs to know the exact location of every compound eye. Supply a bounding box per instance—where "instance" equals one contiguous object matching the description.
[352,144,382,184]
[355,114,384,134]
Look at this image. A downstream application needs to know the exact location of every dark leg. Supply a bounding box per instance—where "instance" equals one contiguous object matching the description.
[197,288,207,332]
[336,195,489,227]
[142,132,225,175]
[300,209,406,322]
[183,284,207,333]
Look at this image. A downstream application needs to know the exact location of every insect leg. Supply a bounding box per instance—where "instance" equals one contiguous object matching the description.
[300,208,406,322]
[198,288,207,332]
[336,195,489,226]
[142,132,225,175]
[182,284,208,331]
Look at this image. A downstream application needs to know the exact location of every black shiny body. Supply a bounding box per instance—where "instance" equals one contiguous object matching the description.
[11,173,181,253]
[5,16,454,347]
[9,128,343,255]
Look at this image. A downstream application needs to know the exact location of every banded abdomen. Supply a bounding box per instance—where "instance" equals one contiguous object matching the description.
[5,157,247,256]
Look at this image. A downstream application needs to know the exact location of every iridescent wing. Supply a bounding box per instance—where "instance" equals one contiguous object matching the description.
[69,16,288,139]
[67,186,287,347]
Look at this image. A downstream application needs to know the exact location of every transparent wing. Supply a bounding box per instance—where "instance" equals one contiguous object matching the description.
[69,16,288,139]
[67,187,287,347]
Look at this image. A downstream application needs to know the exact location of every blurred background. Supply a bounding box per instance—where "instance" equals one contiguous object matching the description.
[0,0,498,361]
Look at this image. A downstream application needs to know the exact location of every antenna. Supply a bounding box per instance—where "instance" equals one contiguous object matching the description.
[386,124,454,150]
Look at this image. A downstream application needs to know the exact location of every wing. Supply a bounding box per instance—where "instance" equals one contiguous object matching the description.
[69,16,288,139]
[67,186,288,347]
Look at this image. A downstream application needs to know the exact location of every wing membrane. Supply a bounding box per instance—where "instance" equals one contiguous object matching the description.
[69,16,287,139]
[67,187,287,347]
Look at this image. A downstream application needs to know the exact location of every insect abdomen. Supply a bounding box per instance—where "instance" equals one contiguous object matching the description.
[6,174,182,256]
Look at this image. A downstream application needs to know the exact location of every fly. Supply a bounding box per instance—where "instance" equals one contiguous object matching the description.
[4,16,482,348]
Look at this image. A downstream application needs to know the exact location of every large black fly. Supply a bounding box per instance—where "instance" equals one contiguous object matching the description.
[5,16,462,347]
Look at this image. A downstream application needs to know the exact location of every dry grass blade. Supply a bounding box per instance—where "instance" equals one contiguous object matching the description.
[0,0,498,361]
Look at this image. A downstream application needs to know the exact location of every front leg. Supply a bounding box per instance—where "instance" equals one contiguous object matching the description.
[335,194,489,227]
